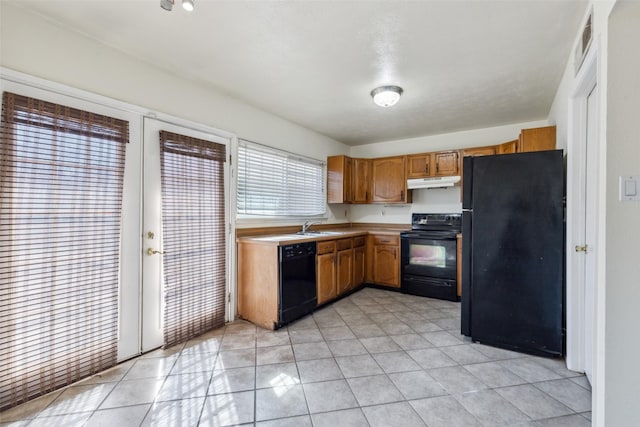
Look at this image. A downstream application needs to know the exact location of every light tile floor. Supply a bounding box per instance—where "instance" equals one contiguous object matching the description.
[1,288,592,427]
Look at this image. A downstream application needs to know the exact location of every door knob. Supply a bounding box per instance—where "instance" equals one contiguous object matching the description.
[147,248,165,256]
[575,245,588,252]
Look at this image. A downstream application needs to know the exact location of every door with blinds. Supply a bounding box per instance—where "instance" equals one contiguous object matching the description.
[0,88,140,410]
[142,118,230,351]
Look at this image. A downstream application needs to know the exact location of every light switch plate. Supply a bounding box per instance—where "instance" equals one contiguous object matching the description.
[619,176,640,201]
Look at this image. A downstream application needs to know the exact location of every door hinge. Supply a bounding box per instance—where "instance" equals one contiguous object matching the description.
[227,292,231,303]
[575,245,588,252]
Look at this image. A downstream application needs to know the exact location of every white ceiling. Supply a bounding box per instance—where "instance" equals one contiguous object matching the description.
[12,0,588,146]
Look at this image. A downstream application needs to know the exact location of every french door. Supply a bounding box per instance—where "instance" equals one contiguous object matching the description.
[141,118,231,352]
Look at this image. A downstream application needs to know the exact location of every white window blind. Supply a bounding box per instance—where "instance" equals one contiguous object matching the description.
[237,140,326,216]
[0,91,127,410]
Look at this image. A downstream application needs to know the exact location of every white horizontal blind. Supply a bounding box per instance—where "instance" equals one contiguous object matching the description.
[0,91,127,410]
[237,140,325,216]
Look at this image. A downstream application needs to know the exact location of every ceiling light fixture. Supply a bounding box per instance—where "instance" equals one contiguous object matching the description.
[160,0,174,11]
[160,0,194,12]
[182,0,194,12]
[370,85,403,107]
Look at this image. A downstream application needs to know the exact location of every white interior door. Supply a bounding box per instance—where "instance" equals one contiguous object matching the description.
[583,83,599,383]
[141,117,231,352]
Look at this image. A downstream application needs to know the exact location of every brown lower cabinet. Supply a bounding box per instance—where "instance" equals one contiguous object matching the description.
[317,236,367,306]
[237,231,399,329]
[316,241,337,305]
[336,239,354,295]
[237,242,279,330]
[367,233,400,288]
[353,242,366,287]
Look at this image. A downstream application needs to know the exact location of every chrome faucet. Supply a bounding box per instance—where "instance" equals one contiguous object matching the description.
[301,220,321,233]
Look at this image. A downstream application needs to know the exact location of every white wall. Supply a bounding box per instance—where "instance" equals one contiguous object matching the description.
[604,2,640,425]
[350,187,460,225]
[547,3,613,412]
[348,120,547,223]
[545,1,640,425]
[0,2,351,226]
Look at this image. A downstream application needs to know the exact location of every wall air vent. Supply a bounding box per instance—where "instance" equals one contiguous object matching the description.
[574,9,593,75]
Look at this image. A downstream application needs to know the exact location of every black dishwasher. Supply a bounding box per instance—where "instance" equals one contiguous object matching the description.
[278,241,317,327]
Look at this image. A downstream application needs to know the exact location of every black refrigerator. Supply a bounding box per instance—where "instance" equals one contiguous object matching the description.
[461,150,564,358]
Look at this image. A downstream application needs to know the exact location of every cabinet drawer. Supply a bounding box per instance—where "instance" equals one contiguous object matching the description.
[336,238,352,251]
[372,235,399,246]
[317,240,336,255]
[353,236,366,247]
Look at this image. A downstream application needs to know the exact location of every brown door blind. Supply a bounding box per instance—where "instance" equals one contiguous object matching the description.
[0,92,128,410]
[159,131,226,348]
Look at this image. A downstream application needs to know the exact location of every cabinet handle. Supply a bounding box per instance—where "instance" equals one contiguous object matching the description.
[400,190,403,199]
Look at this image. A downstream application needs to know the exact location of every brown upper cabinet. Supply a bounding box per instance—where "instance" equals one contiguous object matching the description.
[517,126,556,152]
[407,153,432,178]
[327,125,555,205]
[371,156,410,203]
[407,150,460,179]
[327,155,371,204]
[327,155,352,204]
[496,139,517,154]
[352,158,371,203]
[461,145,496,157]
[434,151,460,176]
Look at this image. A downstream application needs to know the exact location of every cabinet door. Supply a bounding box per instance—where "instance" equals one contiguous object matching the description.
[317,252,336,305]
[461,146,496,157]
[327,155,352,204]
[352,158,371,203]
[517,126,556,152]
[371,156,407,203]
[373,245,400,287]
[344,157,353,202]
[496,140,517,154]
[353,245,365,288]
[434,151,460,176]
[406,153,431,178]
[336,249,354,296]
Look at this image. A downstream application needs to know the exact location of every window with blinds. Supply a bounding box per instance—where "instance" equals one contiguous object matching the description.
[0,92,128,410]
[237,140,326,217]
[159,131,227,348]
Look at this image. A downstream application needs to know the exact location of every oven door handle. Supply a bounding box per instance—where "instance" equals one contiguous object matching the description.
[401,232,457,239]
[401,232,426,238]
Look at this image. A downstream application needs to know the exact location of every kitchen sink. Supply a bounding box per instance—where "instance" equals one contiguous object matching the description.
[295,231,345,236]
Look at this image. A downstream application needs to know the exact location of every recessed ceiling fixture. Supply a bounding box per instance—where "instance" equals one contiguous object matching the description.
[160,0,194,12]
[371,85,403,107]
[182,0,194,12]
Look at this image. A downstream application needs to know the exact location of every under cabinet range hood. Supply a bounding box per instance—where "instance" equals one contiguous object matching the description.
[407,176,461,190]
